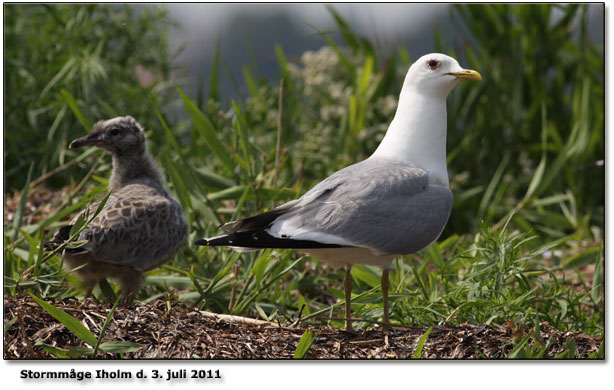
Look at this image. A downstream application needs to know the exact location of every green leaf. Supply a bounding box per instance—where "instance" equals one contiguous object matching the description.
[242,65,259,97]
[298,295,311,317]
[562,246,601,269]
[193,166,235,189]
[33,229,47,276]
[524,103,549,200]
[506,334,531,359]
[595,341,604,359]
[293,330,314,359]
[275,44,291,87]
[93,298,121,356]
[98,341,142,354]
[207,185,296,202]
[39,343,95,359]
[66,347,96,358]
[351,265,380,288]
[562,338,577,359]
[146,275,195,288]
[40,57,76,99]
[163,154,192,220]
[424,243,445,268]
[524,150,547,200]
[29,293,98,346]
[319,33,355,78]
[17,228,37,264]
[326,5,362,51]
[69,215,87,238]
[40,344,72,359]
[232,100,254,169]
[591,247,604,303]
[178,87,234,172]
[254,303,269,321]
[98,279,117,301]
[203,252,240,296]
[412,327,432,358]
[251,251,272,288]
[478,152,510,222]
[12,163,34,241]
[357,56,374,96]
[60,89,92,130]
[208,39,221,102]
[4,316,18,336]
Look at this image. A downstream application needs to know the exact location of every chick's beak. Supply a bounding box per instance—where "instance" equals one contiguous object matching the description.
[69,134,100,149]
[448,69,482,81]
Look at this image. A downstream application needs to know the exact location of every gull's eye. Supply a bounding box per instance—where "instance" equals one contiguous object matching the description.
[427,59,441,70]
[109,127,121,136]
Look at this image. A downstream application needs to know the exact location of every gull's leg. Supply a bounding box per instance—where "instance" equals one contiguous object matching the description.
[84,284,94,299]
[79,280,96,308]
[344,265,353,331]
[381,266,390,330]
[119,269,143,305]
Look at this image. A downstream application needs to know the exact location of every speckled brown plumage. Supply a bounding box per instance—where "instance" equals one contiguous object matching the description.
[46,116,188,299]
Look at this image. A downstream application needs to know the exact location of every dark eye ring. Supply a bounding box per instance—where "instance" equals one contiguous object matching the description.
[109,128,120,136]
[427,59,440,70]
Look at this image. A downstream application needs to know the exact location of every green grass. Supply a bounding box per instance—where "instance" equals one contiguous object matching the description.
[3,4,604,358]
[4,4,177,190]
[29,293,142,358]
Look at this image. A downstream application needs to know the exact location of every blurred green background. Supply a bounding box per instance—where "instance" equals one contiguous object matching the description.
[3,3,604,350]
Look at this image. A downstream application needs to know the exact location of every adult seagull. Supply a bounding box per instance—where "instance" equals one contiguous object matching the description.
[196,53,481,330]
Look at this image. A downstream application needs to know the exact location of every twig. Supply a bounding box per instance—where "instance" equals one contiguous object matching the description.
[30,148,99,188]
[198,310,273,326]
[291,304,306,327]
[273,78,284,188]
[30,158,80,188]
[228,263,240,312]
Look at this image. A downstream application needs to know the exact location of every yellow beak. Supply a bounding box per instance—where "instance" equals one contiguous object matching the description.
[448,69,482,81]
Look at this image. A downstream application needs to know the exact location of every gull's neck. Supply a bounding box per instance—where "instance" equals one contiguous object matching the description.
[110,151,165,191]
[370,88,449,187]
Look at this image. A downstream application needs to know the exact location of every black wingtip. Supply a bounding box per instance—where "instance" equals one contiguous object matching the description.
[197,231,344,250]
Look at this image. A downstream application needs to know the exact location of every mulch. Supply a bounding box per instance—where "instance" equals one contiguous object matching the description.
[4,295,602,359]
[4,185,73,227]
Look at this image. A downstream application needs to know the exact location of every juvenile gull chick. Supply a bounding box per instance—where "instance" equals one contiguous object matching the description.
[47,116,188,299]
[195,53,481,330]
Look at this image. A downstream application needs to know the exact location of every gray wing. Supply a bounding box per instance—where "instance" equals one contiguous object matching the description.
[75,184,188,271]
[268,158,453,255]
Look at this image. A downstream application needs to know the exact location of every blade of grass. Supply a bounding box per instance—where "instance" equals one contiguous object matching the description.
[178,87,234,173]
[478,152,511,222]
[412,327,432,358]
[293,330,314,359]
[12,163,34,241]
[98,341,142,354]
[208,38,221,103]
[590,246,603,303]
[242,65,259,97]
[93,298,121,356]
[60,89,92,130]
[29,292,98,346]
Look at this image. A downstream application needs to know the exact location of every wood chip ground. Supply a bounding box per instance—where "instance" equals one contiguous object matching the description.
[4,296,602,359]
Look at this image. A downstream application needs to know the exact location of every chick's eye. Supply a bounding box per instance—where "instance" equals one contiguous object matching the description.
[109,128,120,136]
[427,59,440,70]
